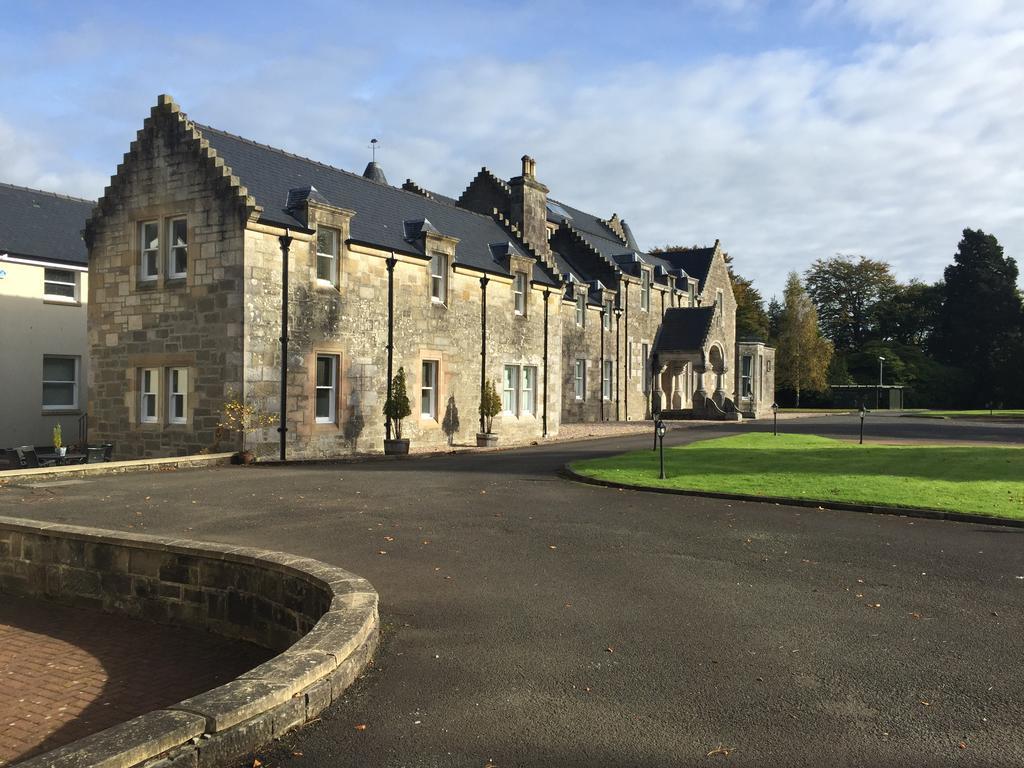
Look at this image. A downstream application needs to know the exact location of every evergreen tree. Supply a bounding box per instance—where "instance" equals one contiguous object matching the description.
[776,272,833,407]
[934,229,1024,406]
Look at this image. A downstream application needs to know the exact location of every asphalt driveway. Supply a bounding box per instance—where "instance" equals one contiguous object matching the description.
[1,416,1021,767]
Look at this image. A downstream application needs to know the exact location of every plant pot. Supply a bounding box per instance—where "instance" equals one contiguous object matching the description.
[384,438,410,456]
[230,450,256,465]
[476,432,498,448]
[56,447,67,457]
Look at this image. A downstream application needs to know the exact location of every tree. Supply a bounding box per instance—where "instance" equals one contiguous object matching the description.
[383,367,412,439]
[776,272,833,406]
[804,255,897,351]
[874,280,944,347]
[933,229,1024,406]
[479,380,502,434]
[767,297,783,344]
[723,254,769,341]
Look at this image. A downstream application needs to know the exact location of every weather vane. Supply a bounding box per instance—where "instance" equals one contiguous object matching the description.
[369,138,380,163]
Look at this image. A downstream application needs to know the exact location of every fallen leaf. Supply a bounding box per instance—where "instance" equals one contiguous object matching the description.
[605,647,614,653]
[707,744,734,757]
[377,550,387,555]
[252,760,262,768]
[920,700,931,706]
[549,545,557,550]
[355,723,367,731]
[959,742,967,749]
[384,536,395,542]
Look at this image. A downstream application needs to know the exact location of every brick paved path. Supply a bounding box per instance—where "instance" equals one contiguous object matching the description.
[0,596,271,765]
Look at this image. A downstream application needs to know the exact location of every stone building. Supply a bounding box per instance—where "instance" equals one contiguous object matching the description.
[85,95,774,459]
[1,183,94,448]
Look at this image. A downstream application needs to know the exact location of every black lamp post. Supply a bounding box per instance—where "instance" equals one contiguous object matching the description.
[277,228,292,462]
[656,419,667,479]
[771,402,779,436]
[859,404,867,445]
[877,356,885,409]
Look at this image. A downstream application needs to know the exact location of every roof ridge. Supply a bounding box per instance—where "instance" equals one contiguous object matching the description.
[0,181,95,205]
[197,123,507,226]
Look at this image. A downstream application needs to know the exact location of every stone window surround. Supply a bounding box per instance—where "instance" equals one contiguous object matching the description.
[640,267,652,312]
[167,366,188,425]
[315,226,341,288]
[306,345,345,432]
[415,349,446,428]
[573,359,586,401]
[502,363,539,418]
[428,252,449,306]
[575,292,586,327]
[602,359,613,401]
[422,231,459,309]
[126,354,197,430]
[508,254,534,319]
[130,206,191,289]
[306,202,354,293]
[420,359,439,419]
[167,216,188,280]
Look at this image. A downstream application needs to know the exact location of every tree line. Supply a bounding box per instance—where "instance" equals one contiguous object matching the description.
[730,229,1024,408]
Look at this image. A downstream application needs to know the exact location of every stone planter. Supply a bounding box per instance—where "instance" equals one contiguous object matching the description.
[384,438,410,456]
[476,432,499,448]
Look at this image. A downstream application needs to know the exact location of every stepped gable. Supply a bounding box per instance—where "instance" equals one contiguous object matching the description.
[190,123,556,285]
[0,182,95,265]
[87,95,262,247]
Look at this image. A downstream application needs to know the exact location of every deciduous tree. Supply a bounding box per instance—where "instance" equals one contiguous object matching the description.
[776,272,833,407]
[804,255,896,351]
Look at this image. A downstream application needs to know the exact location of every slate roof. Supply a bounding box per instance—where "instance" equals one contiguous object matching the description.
[653,307,716,353]
[653,247,716,290]
[194,125,557,285]
[0,183,94,266]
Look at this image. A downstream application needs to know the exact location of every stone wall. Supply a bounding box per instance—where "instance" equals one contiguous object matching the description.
[87,102,247,458]
[243,226,560,460]
[1,516,378,768]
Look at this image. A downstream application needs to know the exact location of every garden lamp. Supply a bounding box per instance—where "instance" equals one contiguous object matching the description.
[859,404,867,445]
[656,419,667,479]
[771,402,779,436]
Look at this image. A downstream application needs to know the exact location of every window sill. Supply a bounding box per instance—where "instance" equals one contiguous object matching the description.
[164,277,187,287]
[430,298,448,308]
[43,298,82,307]
[137,279,159,290]
[41,409,81,416]
[316,280,340,292]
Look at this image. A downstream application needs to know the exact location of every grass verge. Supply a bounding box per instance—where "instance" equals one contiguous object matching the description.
[905,410,1024,420]
[571,433,1024,520]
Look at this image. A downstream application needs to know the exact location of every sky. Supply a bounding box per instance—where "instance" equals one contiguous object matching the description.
[2,0,1022,298]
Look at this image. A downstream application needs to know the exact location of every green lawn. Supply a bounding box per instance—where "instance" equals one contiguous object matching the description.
[906,410,1024,420]
[571,433,1024,520]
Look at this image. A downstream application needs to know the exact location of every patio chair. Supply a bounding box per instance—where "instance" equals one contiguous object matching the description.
[3,448,22,468]
[102,443,114,461]
[85,447,106,464]
[16,446,54,468]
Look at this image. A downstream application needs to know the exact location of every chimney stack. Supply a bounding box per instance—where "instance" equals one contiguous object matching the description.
[509,154,549,256]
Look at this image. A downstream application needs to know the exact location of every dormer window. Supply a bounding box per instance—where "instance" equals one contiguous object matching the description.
[688,282,696,306]
[430,253,448,304]
[640,269,651,312]
[575,294,585,327]
[513,272,527,316]
[317,227,340,286]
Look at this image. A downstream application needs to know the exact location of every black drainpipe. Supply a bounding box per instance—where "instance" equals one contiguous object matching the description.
[479,275,489,433]
[615,306,622,421]
[277,229,292,461]
[623,281,629,420]
[600,304,606,422]
[542,289,550,437]
[385,254,397,441]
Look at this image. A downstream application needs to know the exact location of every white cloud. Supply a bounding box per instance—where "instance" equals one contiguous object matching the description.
[1,7,1022,298]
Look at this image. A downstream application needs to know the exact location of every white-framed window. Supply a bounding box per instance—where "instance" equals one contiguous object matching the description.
[315,354,338,424]
[575,294,585,327]
[43,268,78,301]
[503,365,518,414]
[140,221,159,280]
[640,270,651,311]
[140,368,158,423]
[317,227,340,286]
[574,359,585,400]
[513,273,527,315]
[429,253,448,303]
[168,367,187,424]
[168,217,188,279]
[688,283,696,306]
[602,359,613,400]
[521,366,536,415]
[42,355,79,411]
[741,355,753,398]
[421,360,439,418]
[603,300,613,330]
[642,343,651,393]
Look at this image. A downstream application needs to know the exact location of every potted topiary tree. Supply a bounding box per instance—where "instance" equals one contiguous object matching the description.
[477,380,502,447]
[383,367,412,455]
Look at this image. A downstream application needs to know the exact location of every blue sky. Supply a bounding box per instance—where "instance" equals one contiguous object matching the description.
[2,0,1022,297]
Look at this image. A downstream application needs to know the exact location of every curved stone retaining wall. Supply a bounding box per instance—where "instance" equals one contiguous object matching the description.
[0,516,378,768]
